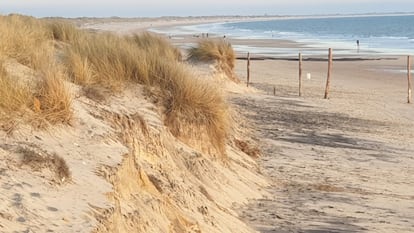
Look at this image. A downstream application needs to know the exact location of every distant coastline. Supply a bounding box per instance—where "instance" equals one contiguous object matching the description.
[73,11,414,29]
[58,11,414,20]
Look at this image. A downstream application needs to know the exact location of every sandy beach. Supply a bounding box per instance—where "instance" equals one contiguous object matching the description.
[1,16,413,233]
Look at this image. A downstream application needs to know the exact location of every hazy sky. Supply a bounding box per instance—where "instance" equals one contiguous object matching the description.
[1,0,414,17]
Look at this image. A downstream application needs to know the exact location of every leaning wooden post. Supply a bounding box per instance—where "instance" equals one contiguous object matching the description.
[324,48,333,99]
[408,55,412,104]
[247,52,251,87]
[299,53,303,96]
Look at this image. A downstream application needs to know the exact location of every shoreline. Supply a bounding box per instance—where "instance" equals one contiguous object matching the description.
[144,15,414,57]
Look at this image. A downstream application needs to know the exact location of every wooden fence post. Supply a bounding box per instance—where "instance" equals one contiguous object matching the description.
[247,52,250,87]
[299,53,303,96]
[324,48,333,99]
[408,55,412,104]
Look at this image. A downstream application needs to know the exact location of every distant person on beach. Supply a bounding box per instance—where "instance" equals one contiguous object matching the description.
[356,40,360,52]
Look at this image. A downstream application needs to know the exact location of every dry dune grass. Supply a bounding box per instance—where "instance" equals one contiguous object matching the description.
[0,14,51,69]
[0,15,73,128]
[0,15,230,154]
[34,64,73,126]
[155,61,229,154]
[0,61,32,114]
[63,32,181,90]
[63,32,149,91]
[128,32,182,61]
[188,39,237,80]
[0,60,73,128]
[46,20,82,43]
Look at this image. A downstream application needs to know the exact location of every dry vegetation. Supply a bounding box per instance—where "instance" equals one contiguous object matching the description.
[53,24,230,154]
[63,32,147,90]
[19,146,71,183]
[128,32,182,61]
[0,14,51,69]
[188,39,237,81]
[46,19,82,43]
[0,14,73,128]
[34,64,73,126]
[0,61,32,115]
[0,14,230,155]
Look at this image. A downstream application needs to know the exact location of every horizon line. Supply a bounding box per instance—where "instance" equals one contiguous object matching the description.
[1,11,414,19]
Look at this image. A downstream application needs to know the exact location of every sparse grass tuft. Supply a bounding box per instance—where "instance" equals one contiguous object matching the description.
[19,147,71,183]
[188,39,236,80]
[34,64,73,126]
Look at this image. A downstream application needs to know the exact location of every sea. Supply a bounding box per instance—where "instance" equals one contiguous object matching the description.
[152,14,414,57]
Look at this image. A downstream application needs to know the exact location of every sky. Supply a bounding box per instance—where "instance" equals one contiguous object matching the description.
[1,0,414,18]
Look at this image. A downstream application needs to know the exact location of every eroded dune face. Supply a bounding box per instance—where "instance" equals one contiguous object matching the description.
[0,82,265,233]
